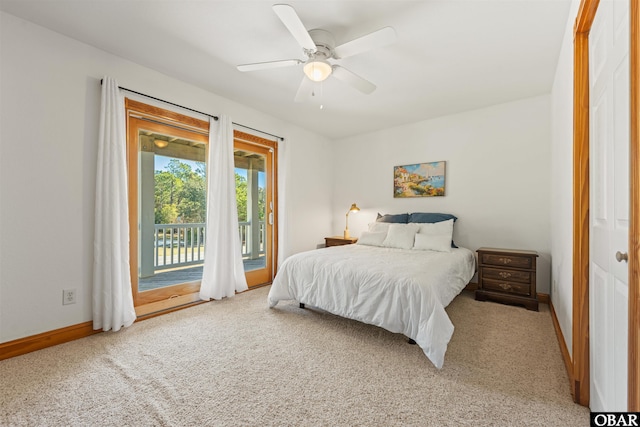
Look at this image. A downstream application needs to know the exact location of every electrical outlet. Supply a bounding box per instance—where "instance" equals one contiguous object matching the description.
[63,289,76,305]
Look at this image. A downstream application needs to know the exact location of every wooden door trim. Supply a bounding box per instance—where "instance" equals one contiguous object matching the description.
[125,98,209,133]
[630,0,640,411]
[573,0,640,409]
[573,1,595,406]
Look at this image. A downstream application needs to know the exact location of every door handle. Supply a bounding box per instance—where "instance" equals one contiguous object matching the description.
[616,251,628,263]
[269,212,274,225]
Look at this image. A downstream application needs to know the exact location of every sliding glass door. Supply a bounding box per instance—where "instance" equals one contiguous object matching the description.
[126,99,210,310]
[126,99,278,311]
[234,133,277,287]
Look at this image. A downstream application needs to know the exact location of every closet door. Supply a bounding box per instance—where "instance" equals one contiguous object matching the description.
[589,0,630,411]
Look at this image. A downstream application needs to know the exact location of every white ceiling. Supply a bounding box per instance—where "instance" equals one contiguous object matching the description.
[0,0,571,139]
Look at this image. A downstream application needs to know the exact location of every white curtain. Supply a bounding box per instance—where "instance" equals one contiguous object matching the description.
[200,115,248,300]
[93,76,137,332]
[277,138,291,269]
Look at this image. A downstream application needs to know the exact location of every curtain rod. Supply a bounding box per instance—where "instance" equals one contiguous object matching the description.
[100,80,284,141]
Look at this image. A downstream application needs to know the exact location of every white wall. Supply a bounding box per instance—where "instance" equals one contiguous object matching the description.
[0,12,3,342]
[0,12,333,343]
[550,0,581,358]
[331,95,552,293]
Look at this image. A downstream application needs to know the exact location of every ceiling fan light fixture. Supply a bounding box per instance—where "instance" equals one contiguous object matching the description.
[303,59,332,82]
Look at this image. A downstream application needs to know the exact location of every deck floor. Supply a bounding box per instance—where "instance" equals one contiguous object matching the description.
[138,257,266,291]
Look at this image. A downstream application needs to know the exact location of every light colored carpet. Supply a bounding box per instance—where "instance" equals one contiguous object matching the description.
[1,286,588,426]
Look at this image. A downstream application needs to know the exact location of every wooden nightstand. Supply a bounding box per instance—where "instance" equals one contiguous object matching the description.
[324,236,358,247]
[475,247,538,311]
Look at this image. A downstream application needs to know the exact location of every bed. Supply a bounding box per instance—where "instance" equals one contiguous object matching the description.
[267,213,476,369]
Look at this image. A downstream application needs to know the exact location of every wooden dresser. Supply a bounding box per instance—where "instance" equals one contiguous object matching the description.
[324,236,358,247]
[475,247,538,311]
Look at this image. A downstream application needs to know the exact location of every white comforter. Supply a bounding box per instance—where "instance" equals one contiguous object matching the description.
[268,244,476,368]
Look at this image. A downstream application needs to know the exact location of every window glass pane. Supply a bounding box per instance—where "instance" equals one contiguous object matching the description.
[234,149,267,273]
[138,131,206,292]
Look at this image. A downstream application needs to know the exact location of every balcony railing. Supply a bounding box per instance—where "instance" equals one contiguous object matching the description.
[153,221,265,272]
[154,223,205,270]
[238,221,266,258]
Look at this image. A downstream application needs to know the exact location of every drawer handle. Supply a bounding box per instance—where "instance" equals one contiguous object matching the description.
[498,257,512,265]
[498,283,512,290]
[498,272,512,279]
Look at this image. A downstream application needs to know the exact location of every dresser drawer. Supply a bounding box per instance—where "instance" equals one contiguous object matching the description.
[482,279,531,296]
[480,253,533,269]
[482,278,531,296]
[482,267,532,284]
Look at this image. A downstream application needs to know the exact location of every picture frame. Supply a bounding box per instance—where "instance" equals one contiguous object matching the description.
[394,161,446,198]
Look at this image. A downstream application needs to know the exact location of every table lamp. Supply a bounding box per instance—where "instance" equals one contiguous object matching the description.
[344,203,360,238]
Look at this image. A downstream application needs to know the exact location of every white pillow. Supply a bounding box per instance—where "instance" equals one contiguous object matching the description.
[413,219,454,252]
[356,231,387,247]
[381,223,419,249]
[416,219,454,236]
[413,233,452,252]
[368,222,391,233]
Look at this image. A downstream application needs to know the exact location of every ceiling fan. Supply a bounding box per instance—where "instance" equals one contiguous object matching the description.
[237,4,397,102]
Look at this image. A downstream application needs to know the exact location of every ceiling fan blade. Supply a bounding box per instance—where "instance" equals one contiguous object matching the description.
[273,4,317,52]
[333,26,397,59]
[237,59,302,72]
[294,76,314,103]
[331,65,376,94]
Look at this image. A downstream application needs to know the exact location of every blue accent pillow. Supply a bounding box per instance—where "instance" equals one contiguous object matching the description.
[376,213,409,223]
[408,212,457,223]
[408,212,458,248]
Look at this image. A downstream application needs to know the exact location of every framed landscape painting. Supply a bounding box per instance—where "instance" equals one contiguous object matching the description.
[394,161,446,198]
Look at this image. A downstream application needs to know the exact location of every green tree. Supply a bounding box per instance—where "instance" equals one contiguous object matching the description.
[257,185,265,221]
[155,160,264,226]
[177,170,206,223]
[155,159,206,224]
[154,170,180,223]
[236,172,247,222]
[235,171,267,222]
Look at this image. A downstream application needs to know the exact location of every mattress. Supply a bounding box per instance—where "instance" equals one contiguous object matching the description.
[268,244,476,368]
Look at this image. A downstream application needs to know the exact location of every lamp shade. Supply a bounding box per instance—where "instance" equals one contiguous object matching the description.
[303,60,332,82]
[349,203,360,213]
